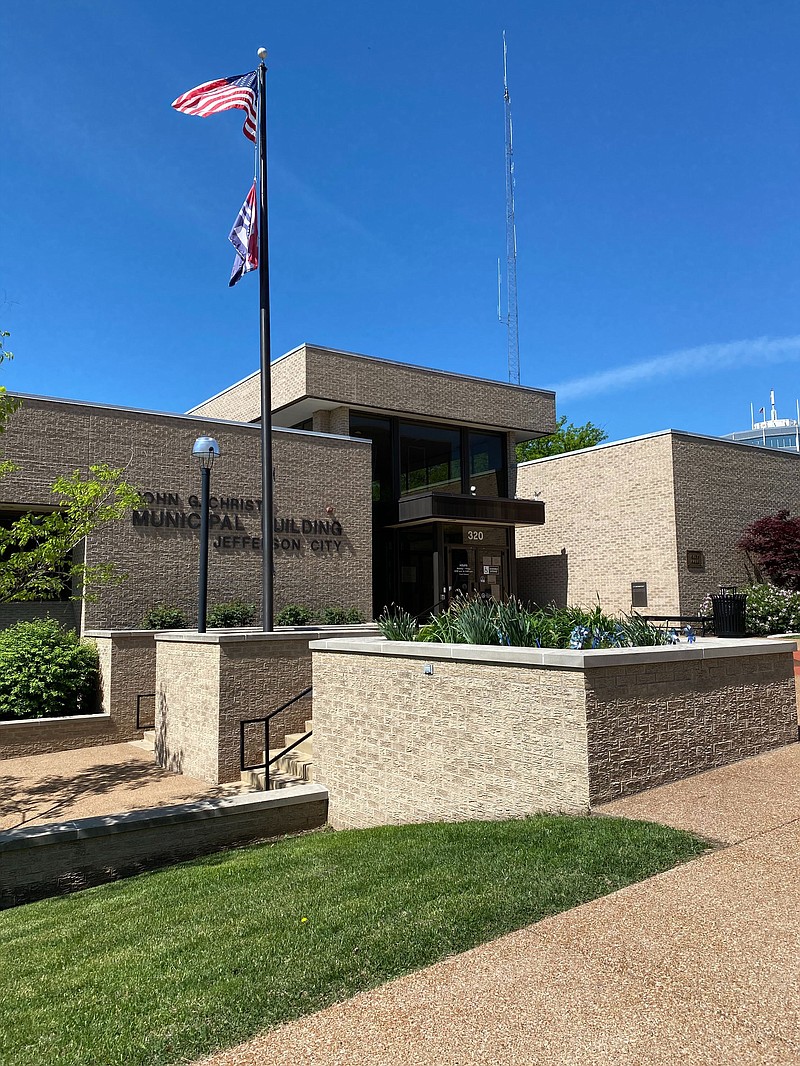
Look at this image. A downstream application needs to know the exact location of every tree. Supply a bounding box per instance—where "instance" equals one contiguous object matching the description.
[737,510,800,590]
[516,416,608,463]
[0,331,142,603]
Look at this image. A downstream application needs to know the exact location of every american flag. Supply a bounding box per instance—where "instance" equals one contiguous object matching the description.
[228,183,258,286]
[172,71,258,142]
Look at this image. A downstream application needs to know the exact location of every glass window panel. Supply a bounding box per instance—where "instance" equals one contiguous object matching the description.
[399,423,461,496]
[468,432,506,497]
[349,414,393,503]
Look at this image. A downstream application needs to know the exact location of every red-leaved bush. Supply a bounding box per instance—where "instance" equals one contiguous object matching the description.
[737,510,800,590]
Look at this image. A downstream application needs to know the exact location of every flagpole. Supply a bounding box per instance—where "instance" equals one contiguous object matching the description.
[257,48,274,632]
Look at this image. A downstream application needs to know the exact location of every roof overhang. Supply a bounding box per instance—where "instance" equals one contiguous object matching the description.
[396,492,545,527]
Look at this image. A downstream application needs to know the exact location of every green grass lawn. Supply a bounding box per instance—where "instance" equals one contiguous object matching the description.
[1,815,706,1066]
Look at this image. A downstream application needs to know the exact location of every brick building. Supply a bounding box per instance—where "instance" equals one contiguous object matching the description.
[515,429,800,615]
[1,345,555,630]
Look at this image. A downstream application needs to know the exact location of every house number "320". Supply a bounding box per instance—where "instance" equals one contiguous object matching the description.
[466,529,485,541]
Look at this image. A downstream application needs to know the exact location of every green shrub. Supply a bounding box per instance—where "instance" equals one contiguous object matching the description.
[377,605,418,641]
[381,596,670,650]
[742,584,800,635]
[140,605,189,630]
[208,600,256,628]
[277,604,364,626]
[317,606,364,625]
[276,604,316,626]
[0,619,99,720]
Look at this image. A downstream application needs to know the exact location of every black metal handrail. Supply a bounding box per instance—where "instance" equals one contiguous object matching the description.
[136,692,156,731]
[414,598,447,623]
[240,685,313,790]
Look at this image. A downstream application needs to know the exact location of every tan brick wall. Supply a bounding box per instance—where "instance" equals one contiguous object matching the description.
[188,370,262,421]
[0,714,126,760]
[313,650,590,829]
[0,631,155,759]
[156,639,221,782]
[515,434,680,613]
[156,628,378,785]
[0,397,372,629]
[586,650,797,802]
[298,346,556,434]
[311,640,798,829]
[90,632,157,731]
[671,435,800,612]
[515,431,800,617]
[192,345,556,437]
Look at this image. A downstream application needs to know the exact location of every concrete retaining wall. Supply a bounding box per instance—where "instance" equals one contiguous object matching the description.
[0,784,328,907]
[310,637,798,829]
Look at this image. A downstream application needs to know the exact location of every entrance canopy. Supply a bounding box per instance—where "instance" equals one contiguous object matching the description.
[397,491,545,527]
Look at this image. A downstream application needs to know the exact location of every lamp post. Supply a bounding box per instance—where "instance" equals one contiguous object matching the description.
[192,435,221,634]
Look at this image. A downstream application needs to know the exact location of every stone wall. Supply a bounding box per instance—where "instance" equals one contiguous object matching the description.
[310,637,797,828]
[313,645,589,829]
[516,433,679,613]
[0,714,127,760]
[0,786,328,907]
[0,630,156,759]
[88,630,157,732]
[155,625,379,785]
[585,648,797,803]
[0,396,372,629]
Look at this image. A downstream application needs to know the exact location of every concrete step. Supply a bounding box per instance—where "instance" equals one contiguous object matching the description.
[241,767,309,790]
[242,721,315,791]
[128,729,156,753]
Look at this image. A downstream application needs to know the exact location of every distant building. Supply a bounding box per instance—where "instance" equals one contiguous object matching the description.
[724,390,800,451]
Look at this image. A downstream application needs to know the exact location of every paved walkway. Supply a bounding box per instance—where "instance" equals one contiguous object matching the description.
[200,744,800,1066]
[0,743,246,831]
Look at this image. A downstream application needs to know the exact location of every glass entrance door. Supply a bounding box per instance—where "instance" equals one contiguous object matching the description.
[446,547,475,601]
[476,549,507,602]
[445,546,508,605]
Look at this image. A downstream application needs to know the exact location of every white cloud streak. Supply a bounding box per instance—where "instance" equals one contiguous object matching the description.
[551,335,800,402]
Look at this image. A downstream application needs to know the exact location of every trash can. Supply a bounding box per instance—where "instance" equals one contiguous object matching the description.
[711,586,747,638]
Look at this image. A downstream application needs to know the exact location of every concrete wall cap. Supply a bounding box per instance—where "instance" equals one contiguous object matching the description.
[0,783,328,852]
[154,624,379,645]
[0,713,111,731]
[309,635,796,667]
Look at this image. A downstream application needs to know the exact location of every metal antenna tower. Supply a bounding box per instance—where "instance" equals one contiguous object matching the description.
[503,30,521,385]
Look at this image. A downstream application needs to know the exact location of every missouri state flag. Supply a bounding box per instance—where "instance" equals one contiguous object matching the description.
[172,71,258,142]
[228,183,258,286]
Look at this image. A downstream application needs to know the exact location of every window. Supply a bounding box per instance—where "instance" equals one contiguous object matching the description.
[399,423,461,496]
[349,414,393,503]
[468,432,506,497]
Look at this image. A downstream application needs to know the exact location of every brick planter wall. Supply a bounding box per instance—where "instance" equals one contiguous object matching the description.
[154,625,378,785]
[0,631,158,759]
[309,637,798,829]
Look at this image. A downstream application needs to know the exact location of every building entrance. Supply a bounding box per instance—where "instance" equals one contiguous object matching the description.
[445,545,508,605]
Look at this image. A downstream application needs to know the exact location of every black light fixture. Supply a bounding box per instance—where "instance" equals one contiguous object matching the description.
[192,435,221,634]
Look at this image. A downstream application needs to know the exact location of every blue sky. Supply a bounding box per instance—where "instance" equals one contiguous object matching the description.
[2,1,799,441]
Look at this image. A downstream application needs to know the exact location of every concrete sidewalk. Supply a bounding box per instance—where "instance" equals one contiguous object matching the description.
[200,744,800,1066]
[0,743,247,831]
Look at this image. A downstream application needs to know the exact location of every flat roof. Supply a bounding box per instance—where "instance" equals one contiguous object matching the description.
[517,427,800,467]
[7,392,368,446]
